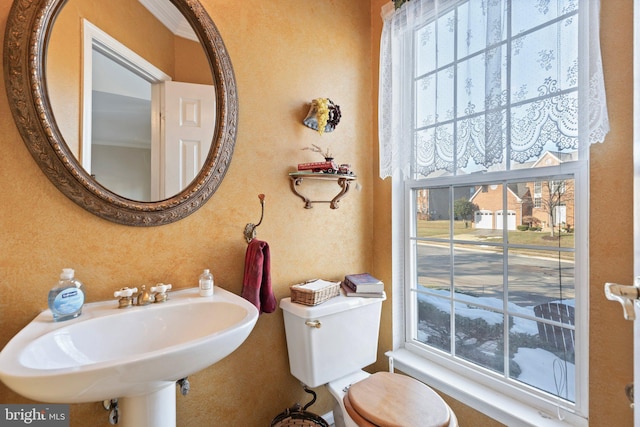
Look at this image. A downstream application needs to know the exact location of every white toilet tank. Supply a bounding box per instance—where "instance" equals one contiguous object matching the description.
[280,292,386,388]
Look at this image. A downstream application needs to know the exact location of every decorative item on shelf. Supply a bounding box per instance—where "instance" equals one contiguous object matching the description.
[302,143,333,160]
[302,98,341,135]
[297,161,353,176]
[300,144,355,176]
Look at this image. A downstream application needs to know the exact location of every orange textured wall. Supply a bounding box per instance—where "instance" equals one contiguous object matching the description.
[369,1,634,426]
[0,0,372,425]
[173,37,212,85]
[589,1,634,425]
[0,0,634,426]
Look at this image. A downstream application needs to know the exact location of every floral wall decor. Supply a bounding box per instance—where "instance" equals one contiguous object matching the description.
[302,98,341,135]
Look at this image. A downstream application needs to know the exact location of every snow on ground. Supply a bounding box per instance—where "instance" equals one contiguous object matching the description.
[513,347,575,401]
[417,291,575,399]
[420,290,570,335]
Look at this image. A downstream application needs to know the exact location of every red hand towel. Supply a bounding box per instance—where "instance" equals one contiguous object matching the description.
[242,239,276,313]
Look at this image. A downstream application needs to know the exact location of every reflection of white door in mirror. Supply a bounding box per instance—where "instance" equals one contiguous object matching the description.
[82,19,171,201]
[81,19,214,202]
[158,81,216,200]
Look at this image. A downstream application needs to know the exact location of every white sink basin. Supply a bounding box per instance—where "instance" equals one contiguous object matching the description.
[0,286,258,425]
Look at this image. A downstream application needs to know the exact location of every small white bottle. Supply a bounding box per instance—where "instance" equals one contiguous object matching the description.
[199,269,214,297]
[48,268,85,322]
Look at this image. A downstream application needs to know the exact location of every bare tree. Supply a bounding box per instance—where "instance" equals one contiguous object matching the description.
[538,180,573,238]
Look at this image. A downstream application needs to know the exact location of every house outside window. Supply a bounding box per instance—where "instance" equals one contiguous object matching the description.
[379,0,609,425]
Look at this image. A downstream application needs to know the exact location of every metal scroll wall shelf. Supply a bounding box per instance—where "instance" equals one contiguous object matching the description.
[288,172,357,209]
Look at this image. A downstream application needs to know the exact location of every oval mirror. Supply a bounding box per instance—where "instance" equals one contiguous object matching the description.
[4,0,238,226]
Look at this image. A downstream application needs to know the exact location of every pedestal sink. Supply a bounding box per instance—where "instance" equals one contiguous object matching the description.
[0,287,259,427]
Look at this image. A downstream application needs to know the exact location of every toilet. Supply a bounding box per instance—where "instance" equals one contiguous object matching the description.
[280,291,457,427]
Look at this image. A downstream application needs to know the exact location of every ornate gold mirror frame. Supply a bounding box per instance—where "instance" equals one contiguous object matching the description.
[4,0,238,226]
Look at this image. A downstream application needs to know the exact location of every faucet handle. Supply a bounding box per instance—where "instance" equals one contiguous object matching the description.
[150,283,172,294]
[151,283,172,303]
[114,287,138,309]
[114,287,138,298]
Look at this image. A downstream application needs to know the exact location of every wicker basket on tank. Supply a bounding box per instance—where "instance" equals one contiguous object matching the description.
[290,279,340,306]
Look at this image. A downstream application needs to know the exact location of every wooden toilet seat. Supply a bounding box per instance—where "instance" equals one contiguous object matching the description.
[343,372,451,427]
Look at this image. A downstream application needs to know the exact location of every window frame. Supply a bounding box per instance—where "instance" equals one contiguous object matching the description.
[390,159,589,426]
[386,1,592,424]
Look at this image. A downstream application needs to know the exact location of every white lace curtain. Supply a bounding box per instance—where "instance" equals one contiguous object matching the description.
[378,0,609,179]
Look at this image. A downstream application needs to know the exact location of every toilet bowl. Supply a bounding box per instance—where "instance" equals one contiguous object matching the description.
[326,371,456,427]
[280,292,458,427]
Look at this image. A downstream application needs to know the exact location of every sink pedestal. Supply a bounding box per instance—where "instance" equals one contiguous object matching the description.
[120,383,176,427]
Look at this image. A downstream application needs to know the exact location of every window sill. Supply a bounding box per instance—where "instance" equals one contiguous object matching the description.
[386,348,587,427]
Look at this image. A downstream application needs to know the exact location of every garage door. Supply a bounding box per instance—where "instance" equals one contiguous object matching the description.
[474,210,493,229]
[495,210,516,230]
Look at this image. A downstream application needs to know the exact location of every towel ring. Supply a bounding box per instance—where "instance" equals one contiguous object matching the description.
[244,194,265,243]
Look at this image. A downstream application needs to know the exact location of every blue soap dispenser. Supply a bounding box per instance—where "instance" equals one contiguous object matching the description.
[48,268,85,322]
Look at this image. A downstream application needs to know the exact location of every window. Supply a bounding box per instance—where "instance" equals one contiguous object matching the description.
[412,175,577,395]
[380,0,608,425]
[550,179,567,195]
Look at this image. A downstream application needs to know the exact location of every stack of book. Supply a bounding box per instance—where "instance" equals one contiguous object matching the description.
[342,273,384,298]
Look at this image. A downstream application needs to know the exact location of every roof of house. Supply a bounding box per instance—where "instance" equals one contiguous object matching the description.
[469,182,529,203]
